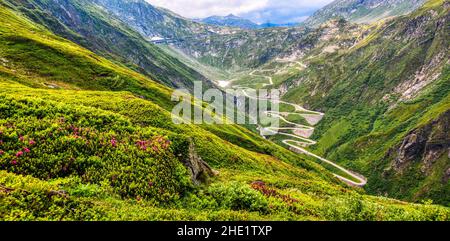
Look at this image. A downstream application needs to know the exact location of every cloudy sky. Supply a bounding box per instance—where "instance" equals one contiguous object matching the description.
[146,0,334,24]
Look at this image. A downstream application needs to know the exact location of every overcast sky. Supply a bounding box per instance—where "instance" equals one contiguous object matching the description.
[145,0,334,24]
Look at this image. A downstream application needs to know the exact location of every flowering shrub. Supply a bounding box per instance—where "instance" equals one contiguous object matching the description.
[251,181,299,205]
[0,96,191,201]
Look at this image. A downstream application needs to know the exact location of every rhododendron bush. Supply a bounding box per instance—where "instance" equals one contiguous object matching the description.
[0,96,191,201]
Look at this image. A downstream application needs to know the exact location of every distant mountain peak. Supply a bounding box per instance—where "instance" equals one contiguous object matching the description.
[199,14,259,30]
[199,14,300,29]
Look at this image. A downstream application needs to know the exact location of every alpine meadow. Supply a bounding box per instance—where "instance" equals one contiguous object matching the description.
[0,0,449,224]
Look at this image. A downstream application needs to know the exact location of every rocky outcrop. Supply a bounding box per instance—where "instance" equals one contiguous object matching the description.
[181,141,218,185]
[279,77,304,97]
[444,167,450,183]
[393,110,450,174]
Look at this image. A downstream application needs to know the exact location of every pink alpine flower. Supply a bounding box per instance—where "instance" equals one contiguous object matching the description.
[136,140,148,150]
[0,150,4,155]
[11,160,18,165]
[24,148,30,153]
[111,138,117,147]
[152,145,159,152]
[16,151,24,157]
[29,140,36,145]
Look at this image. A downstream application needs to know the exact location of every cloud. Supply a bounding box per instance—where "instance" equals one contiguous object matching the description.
[145,0,334,24]
[146,0,269,18]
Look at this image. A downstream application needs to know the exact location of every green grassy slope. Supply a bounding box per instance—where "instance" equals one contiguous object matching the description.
[157,45,235,82]
[283,0,449,205]
[2,0,212,91]
[2,80,450,221]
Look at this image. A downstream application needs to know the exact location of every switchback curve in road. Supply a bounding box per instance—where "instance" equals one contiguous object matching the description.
[232,62,367,187]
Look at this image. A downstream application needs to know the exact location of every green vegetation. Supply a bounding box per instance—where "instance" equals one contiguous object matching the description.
[3,79,448,221]
[0,0,449,221]
[157,45,235,82]
[2,0,211,91]
[283,0,449,205]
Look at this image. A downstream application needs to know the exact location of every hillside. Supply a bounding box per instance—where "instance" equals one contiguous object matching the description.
[92,0,237,40]
[176,19,364,73]
[1,0,449,221]
[303,0,426,27]
[281,0,449,205]
[2,0,212,90]
[78,0,312,71]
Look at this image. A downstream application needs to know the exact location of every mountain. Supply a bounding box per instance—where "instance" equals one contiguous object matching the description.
[65,0,306,71]
[199,14,260,30]
[80,0,309,70]
[2,0,213,91]
[170,19,365,70]
[279,0,449,205]
[198,15,299,29]
[303,0,426,27]
[207,0,449,206]
[84,0,244,68]
[92,0,236,40]
[259,22,300,28]
[1,0,449,221]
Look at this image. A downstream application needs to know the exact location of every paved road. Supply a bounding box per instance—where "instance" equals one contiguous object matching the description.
[231,63,368,187]
[249,69,274,87]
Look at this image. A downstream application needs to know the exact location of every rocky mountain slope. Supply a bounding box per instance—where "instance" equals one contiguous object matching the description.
[2,0,212,91]
[174,19,365,71]
[281,0,449,205]
[92,0,237,40]
[303,0,426,27]
[78,0,329,71]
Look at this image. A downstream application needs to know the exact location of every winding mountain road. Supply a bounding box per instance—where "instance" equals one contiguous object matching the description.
[249,69,274,87]
[232,62,367,187]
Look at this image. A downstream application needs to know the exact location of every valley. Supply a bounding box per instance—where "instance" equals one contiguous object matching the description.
[0,0,448,221]
[231,70,367,186]
[157,0,449,206]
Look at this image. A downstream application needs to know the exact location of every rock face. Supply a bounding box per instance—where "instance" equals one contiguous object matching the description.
[394,132,428,171]
[92,0,231,40]
[393,110,450,174]
[182,141,218,185]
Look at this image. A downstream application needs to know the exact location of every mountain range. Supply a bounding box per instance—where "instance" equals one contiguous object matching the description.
[196,14,261,30]
[197,14,300,29]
